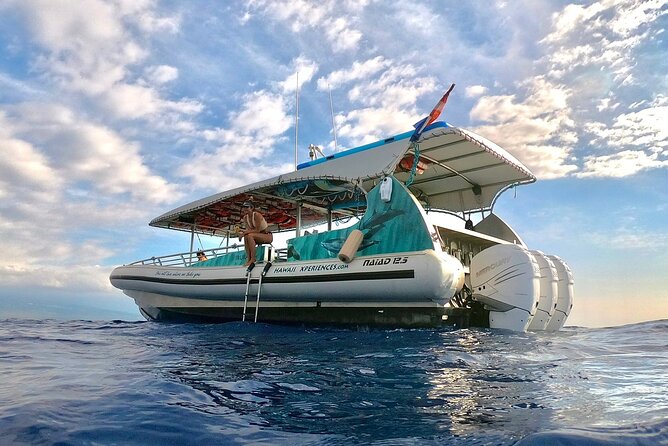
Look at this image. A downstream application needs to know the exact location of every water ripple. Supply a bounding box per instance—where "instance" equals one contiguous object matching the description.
[0,318,666,445]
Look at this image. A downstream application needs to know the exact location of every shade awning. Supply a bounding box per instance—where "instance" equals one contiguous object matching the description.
[391,125,536,212]
[149,122,535,235]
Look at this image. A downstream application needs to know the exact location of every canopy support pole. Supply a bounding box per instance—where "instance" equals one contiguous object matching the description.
[296,202,302,237]
[327,207,332,231]
[189,226,195,265]
[418,153,479,188]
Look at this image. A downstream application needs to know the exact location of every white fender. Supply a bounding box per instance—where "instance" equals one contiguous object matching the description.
[437,251,465,297]
[545,255,574,331]
[380,176,393,202]
[527,250,558,331]
[470,244,540,332]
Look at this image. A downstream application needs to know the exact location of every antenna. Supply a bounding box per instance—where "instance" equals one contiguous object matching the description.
[295,72,299,170]
[328,83,338,151]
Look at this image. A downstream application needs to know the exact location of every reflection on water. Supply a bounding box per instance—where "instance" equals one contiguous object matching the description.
[0,319,666,445]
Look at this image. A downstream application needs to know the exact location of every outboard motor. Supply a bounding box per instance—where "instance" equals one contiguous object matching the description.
[470,244,540,331]
[527,250,558,331]
[545,255,574,331]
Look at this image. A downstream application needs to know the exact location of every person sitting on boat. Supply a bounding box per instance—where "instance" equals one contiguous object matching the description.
[240,200,272,266]
[196,251,208,262]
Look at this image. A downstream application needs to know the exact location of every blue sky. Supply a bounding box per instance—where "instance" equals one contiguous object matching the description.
[0,0,666,327]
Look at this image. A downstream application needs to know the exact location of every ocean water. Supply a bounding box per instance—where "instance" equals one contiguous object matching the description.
[0,319,666,446]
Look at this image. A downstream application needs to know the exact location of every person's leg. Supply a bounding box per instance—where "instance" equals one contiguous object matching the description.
[243,234,254,265]
[254,233,273,245]
[248,233,272,264]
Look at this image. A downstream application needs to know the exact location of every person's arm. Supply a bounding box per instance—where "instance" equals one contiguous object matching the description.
[251,211,258,230]
[240,214,248,236]
[241,212,257,236]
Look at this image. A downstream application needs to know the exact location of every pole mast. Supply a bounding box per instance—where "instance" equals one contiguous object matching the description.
[328,83,338,151]
[294,72,299,170]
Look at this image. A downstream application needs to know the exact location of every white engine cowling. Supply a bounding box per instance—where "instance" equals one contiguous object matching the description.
[527,250,558,331]
[545,255,574,331]
[470,244,540,332]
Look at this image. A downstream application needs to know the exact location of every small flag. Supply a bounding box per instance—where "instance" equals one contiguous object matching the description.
[410,83,455,142]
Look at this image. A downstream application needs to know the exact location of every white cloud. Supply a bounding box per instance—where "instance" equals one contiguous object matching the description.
[597,96,620,112]
[324,17,363,52]
[542,0,667,83]
[335,107,416,146]
[465,85,488,98]
[580,95,668,179]
[0,264,113,292]
[4,0,197,126]
[3,103,180,204]
[0,101,182,292]
[0,72,46,98]
[589,226,668,250]
[133,6,180,33]
[317,56,390,90]
[180,58,318,190]
[585,96,668,152]
[13,0,142,93]
[230,91,293,140]
[19,0,126,52]
[462,0,666,180]
[328,59,440,146]
[244,0,367,52]
[391,0,439,36]
[145,65,179,85]
[469,77,578,178]
[542,0,665,45]
[542,3,605,44]
[279,56,319,93]
[577,150,668,178]
[100,83,203,120]
[0,117,63,208]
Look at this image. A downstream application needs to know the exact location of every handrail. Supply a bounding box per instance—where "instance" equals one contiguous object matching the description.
[128,244,291,267]
[128,245,244,267]
[274,248,289,262]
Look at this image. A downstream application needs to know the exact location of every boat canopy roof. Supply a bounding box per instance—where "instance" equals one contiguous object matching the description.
[150,122,535,236]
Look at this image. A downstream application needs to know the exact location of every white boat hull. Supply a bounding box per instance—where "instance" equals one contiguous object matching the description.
[110,249,465,327]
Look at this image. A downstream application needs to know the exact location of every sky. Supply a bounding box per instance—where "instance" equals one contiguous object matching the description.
[0,0,666,327]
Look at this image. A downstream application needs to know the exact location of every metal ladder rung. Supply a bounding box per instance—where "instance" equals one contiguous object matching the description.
[242,263,255,321]
[242,262,272,322]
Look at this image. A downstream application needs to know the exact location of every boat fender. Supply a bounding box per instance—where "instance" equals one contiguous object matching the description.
[338,229,364,263]
[380,176,393,202]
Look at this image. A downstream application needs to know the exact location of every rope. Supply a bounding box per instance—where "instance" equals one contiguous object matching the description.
[405,141,420,187]
[354,185,362,218]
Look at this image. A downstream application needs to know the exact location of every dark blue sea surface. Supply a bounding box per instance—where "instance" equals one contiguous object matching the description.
[0,318,666,445]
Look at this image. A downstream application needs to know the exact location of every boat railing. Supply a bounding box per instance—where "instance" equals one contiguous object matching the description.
[274,248,289,262]
[128,245,245,267]
[128,244,291,266]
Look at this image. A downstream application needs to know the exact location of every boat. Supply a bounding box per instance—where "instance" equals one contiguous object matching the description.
[110,114,574,331]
